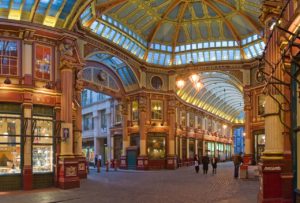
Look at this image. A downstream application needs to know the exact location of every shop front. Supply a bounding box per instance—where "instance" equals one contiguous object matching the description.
[147,133,166,169]
[82,139,94,166]
[0,103,22,190]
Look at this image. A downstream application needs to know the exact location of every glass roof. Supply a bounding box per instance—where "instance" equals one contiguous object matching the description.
[0,0,78,27]
[177,72,244,123]
[81,0,265,66]
[87,53,139,90]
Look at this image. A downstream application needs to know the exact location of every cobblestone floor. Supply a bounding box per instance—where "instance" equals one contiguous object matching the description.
[0,162,258,203]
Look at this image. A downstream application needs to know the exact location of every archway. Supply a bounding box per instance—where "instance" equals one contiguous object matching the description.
[75,52,140,171]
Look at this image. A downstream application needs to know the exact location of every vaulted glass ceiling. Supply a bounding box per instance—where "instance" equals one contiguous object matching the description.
[177,72,244,123]
[87,53,139,91]
[80,0,265,66]
[0,0,81,27]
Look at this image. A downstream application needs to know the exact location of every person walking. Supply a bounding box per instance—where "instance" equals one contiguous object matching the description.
[202,155,209,174]
[194,155,200,173]
[233,153,243,178]
[94,154,98,168]
[211,156,218,174]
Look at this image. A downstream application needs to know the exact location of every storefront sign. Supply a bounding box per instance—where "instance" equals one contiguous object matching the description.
[263,166,281,171]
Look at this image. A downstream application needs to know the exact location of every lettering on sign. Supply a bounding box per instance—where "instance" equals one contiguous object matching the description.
[264,166,281,171]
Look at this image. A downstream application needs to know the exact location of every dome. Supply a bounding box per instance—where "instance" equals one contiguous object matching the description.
[80,0,265,66]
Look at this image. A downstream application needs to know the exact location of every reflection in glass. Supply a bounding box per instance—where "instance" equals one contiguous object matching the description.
[151,100,163,120]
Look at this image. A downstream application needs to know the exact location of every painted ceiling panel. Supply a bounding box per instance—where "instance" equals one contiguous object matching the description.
[127,10,146,24]
[118,4,138,18]
[193,2,204,18]
[211,21,221,38]
[231,15,253,35]
[223,23,234,39]
[199,23,209,39]
[211,1,232,14]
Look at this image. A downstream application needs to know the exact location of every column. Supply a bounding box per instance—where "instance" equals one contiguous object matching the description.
[57,44,79,189]
[23,104,32,190]
[74,89,87,179]
[137,94,148,170]
[119,99,128,169]
[258,3,293,201]
[243,88,253,165]
[166,97,177,169]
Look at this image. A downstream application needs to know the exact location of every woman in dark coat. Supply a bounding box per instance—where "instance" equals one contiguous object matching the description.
[211,157,218,174]
[194,155,200,173]
[202,155,209,174]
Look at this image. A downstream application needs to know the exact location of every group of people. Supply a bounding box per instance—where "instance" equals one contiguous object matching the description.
[194,153,243,177]
[194,155,218,174]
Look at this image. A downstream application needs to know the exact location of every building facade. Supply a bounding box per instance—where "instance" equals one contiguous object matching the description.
[0,0,299,202]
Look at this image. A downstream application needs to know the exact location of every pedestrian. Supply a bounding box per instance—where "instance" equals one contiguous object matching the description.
[98,154,102,167]
[211,156,218,174]
[94,154,98,168]
[202,155,209,174]
[194,155,200,173]
[233,153,243,178]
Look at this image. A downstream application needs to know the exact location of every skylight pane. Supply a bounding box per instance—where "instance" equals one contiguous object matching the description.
[159,53,165,65]
[113,32,121,43]
[216,50,222,61]
[210,51,216,61]
[165,54,171,66]
[222,50,228,60]
[204,51,209,61]
[96,24,104,35]
[153,52,159,63]
[181,54,186,64]
[175,55,181,65]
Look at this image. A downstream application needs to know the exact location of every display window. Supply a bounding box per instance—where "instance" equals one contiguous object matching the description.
[132,101,139,121]
[0,39,18,76]
[32,116,53,173]
[0,114,21,175]
[115,104,122,124]
[258,95,266,116]
[151,100,163,120]
[147,133,165,160]
[189,139,195,158]
[35,44,52,80]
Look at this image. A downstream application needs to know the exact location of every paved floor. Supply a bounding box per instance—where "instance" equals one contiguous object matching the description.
[0,162,259,203]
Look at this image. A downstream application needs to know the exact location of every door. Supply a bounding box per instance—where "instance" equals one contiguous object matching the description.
[127,150,137,170]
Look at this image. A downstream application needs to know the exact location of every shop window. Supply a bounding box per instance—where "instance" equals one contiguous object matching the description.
[113,135,122,161]
[0,114,21,175]
[0,39,18,76]
[35,44,52,80]
[189,139,195,158]
[189,112,195,127]
[151,100,163,120]
[32,116,53,173]
[83,113,93,131]
[130,134,140,147]
[100,110,107,132]
[132,101,139,121]
[258,95,266,116]
[115,104,122,124]
[147,133,165,160]
[180,111,186,127]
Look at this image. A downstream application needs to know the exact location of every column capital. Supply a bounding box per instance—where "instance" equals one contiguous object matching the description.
[259,0,285,24]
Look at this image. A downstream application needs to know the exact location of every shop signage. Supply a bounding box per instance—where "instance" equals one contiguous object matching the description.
[263,166,281,171]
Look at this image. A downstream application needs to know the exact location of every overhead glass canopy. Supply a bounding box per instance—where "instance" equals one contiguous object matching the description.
[80,0,265,66]
[177,72,244,123]
[87,53,139,91]
[0,0,78,27]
